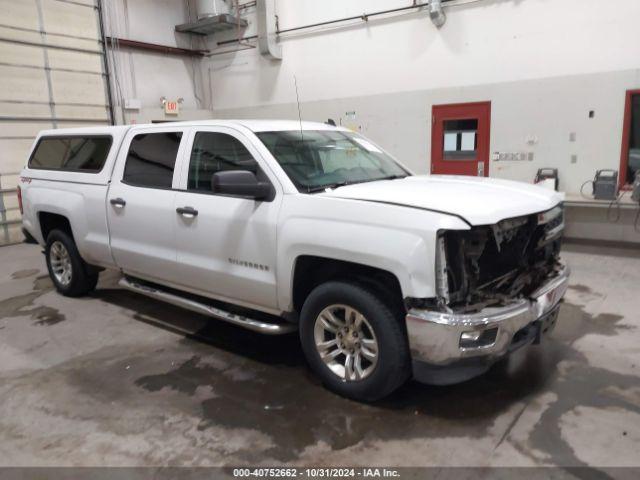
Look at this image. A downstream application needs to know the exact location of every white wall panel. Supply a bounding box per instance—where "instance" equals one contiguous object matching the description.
[41,0,99,39]
[55,105,110,121]
[67,0,98,6]
[0,139,38,172]
[0,41,44,68]
[209,0,640,109]
[125,0,188,46]
[48,49,104,73]
[0,102,51,119]
[101,0,215,123]
[0,123,47,138]
[3,197,19,216]
[0,26,42,45]
[1,174,20,189]
[0,0,40,30]
[0,0,111,245]
[53,121,109,129]
[46,36,102,52]
[0,65,49,103]
[51,70,107,105]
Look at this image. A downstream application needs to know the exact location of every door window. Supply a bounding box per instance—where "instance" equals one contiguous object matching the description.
[625,94,640,184]
[123,132,183,188]
[188,132,258,192]
[443,119,478,160]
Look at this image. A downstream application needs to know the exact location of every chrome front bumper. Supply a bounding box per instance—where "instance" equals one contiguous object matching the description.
[406,264,570,371]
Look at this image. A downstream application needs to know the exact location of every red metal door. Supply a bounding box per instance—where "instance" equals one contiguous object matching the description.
[431,102,491,177]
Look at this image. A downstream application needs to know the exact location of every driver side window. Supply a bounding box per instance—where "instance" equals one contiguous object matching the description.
[188,132,258,192]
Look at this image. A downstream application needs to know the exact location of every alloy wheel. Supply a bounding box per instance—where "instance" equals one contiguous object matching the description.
[313,304,379,382]
[49,241,72,286]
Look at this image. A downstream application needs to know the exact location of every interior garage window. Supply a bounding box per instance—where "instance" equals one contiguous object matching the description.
[623,92,640,185]
[188,132,258,192]
[123,132,182,188]
[443,119,478,160]
[29,136,112,172]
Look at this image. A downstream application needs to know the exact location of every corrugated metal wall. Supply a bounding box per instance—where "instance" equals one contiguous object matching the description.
[0,0,112,245]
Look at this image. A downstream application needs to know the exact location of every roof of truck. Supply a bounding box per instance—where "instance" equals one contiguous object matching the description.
[36,120,348,137]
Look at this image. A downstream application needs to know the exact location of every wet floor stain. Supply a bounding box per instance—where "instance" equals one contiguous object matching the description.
[0,292,66,326]
[568,284,595,294]
[33,308,66,326]
[1,259,639,467]
[510,302,639,470]
[0,274,65,326]
[10,269,40,280]
[126,300,640,464]
[33,274,54,291]
[553,303,628,341]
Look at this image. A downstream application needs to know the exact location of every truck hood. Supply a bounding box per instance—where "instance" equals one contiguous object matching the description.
[321,175,564,226]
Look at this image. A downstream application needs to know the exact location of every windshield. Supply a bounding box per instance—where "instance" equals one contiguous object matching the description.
[256,130,410,192]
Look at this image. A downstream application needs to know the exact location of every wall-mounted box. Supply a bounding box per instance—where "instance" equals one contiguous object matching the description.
[124,99,142,111]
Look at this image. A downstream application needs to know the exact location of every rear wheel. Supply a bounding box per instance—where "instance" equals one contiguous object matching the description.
[45,230,98,297]
[299,281,410,402]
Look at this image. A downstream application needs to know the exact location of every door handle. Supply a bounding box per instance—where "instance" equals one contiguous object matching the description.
[110,198,126,208]
[176,206,198,217]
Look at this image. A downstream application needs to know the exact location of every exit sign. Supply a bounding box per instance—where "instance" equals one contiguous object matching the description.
[164,100,180,115]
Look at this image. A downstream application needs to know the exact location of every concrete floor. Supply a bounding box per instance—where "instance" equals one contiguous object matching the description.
[0,243,639,468]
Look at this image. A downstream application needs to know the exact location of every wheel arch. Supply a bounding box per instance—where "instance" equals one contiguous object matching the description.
[39,211,74,242]
[291,255,406,317]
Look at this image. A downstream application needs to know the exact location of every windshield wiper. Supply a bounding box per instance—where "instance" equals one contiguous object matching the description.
[383,174,408,181]
[305,175,408,193]
[306,181,349,193]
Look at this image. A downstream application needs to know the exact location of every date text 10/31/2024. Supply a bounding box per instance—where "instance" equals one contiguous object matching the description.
[232,468,401,478]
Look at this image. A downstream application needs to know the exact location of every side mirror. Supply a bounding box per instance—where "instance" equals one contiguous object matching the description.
[211,170,271,200]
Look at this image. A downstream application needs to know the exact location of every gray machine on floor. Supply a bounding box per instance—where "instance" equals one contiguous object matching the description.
[631,171,640,203]
[593,170,619,200]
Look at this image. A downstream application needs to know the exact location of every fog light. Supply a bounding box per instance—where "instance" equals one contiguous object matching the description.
[460,327,498,349]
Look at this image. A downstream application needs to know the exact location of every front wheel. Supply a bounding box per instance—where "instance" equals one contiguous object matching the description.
[299,281,410,402]
[45,230,98,297]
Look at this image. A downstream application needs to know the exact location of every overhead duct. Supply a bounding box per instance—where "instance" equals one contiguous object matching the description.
[429,0,447,28]
[196,0,230,19]
[176,0,245,36]
[257,0,282,60]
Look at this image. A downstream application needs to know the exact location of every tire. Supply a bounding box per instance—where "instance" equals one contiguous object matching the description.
[45,229,99,297]
[299,281,411,402]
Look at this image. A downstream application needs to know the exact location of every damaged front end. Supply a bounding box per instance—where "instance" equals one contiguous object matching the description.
[406,204,569,384]
[436,205,565,313]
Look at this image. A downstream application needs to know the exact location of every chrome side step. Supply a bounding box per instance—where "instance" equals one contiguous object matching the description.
[118,277,297,335]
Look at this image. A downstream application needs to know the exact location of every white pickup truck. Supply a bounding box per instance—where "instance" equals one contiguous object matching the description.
[19,120,569,401]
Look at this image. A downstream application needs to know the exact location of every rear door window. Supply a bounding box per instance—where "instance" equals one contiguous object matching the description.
[123,132,183,188]
[29,136,112,172]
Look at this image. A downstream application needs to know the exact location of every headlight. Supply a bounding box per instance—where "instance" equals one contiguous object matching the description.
[537,204,564,225]
[538,204,565,245]
[435,234,449,303]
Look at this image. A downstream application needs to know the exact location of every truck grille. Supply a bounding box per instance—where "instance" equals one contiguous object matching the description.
[440,207,564,312]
